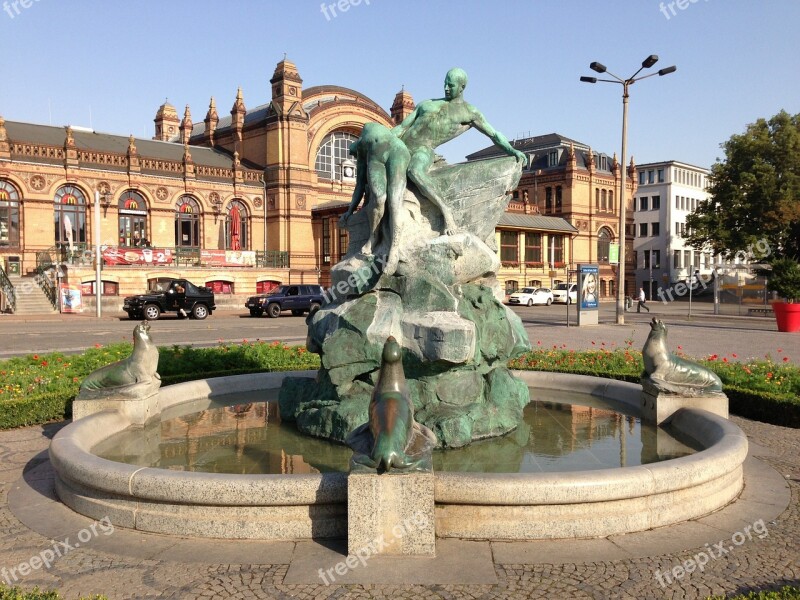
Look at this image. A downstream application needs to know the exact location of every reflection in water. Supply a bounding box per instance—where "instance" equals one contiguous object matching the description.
[94,392,698,475]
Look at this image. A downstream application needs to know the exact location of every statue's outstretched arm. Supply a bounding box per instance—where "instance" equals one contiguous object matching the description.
[471,110,528,166]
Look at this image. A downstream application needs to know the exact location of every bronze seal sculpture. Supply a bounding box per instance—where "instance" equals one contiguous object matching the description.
[642,318,723,396]
[78,321,161,399]
[347,336,436,473]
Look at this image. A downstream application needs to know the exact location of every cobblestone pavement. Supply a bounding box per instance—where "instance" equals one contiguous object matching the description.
[0,417,797,600]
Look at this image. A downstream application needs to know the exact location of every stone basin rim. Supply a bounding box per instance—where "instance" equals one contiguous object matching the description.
[49,370,747,509]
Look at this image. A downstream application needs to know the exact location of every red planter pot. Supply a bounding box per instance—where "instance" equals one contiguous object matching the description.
[772,301,800,333]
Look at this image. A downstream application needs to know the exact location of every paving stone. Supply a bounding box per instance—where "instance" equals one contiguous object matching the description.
[0,416,796,599]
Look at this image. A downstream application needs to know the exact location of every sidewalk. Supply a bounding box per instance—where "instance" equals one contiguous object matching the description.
[0,416,797,599]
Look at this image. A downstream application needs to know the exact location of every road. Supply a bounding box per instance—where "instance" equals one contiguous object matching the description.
[0,300,792,363]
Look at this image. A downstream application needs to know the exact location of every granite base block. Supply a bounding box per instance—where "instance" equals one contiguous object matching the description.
[641,390,728,425]
[347,472,435,557]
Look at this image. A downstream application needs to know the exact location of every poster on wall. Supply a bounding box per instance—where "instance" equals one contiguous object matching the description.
[59,283,83,313]
[579,265,599,310]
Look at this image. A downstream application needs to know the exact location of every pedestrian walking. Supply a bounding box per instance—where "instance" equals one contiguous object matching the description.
[637,287,650,313]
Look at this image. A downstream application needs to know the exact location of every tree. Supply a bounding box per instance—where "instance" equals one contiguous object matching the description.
[685,110,800,260]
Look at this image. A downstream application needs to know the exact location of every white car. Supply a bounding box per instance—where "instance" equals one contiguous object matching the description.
[507,287,554,306]
[551,283,578,304]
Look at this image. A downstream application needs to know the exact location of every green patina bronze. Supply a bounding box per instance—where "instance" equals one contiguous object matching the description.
[279,68,532,450]
[78,321,161,399]
[642,318,723,396]
[346,336,436,473]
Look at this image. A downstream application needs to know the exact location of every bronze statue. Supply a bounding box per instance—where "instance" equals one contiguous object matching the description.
[642,318,723,396]
[78,321,161,399]
[340,68,528,274]
[347,336,436,472]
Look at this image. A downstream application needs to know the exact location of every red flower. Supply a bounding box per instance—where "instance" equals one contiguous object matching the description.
[722,357,728,363]
[677,345,682,350]
[591,341,596,345]
[783,357,790,362]
[767,372,773,379]
[94,343,102,348]
[777,348,783,353]
[731,353,737,358]
[41,360,48,367]
[32,354,39,360]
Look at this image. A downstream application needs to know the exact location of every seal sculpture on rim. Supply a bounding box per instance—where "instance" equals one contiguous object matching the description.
[77,321,161,400]
[347,336,437,473]
[642,318,723,396]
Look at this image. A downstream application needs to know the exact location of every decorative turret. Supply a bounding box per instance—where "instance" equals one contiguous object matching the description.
[64,125,78,167]
[628,155,636,180]
[390,87,415,124]
[230,87,246,148]
[203,97,219,145]
[183,143,194,178]
[566,142,577,175]
[269,57,303,114]
[154,100,180,141]
[0,116,9,160]
[127,134,140,173]
[179,105,193,145]
[612,152,620,176]
[586,147,595,174]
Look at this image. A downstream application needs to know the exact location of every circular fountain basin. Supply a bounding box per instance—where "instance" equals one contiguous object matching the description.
[49,370,747,540]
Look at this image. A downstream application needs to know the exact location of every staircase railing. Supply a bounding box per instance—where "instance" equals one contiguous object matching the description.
[34,270,58,310]
[0,266,15,313]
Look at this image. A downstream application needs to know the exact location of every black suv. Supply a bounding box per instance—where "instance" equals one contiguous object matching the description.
[123,279,216,321]
[245,285,324,318]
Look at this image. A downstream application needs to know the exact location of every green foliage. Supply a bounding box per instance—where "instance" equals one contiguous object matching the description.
[767,257,800,302]
[0,585,106,600]
[0,341,320,430]
[707,585,800,599]
[509,344,800,428]
[685,110,800,259]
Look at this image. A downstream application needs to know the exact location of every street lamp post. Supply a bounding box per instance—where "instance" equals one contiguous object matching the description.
[580,55,676,325]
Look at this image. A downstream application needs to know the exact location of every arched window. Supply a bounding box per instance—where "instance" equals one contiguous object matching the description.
[315,131,359,181]
[175,196,200,248]
[601,189,607,211]
[225,200,248,250]
[0,180,21,248]
[608,190,614,213]
[597,227,612,263]
[54,185,87,250]
[118,190,148,247]
[595,188,600,210]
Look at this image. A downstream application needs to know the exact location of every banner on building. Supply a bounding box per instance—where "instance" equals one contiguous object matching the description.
[199,250,257,267]
[609,244,619,264]
[102,247,174,266]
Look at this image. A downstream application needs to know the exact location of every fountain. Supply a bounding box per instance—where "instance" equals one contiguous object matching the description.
[48,68,747,545]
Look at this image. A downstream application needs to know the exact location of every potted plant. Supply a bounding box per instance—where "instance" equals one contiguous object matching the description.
[768,257,800,333]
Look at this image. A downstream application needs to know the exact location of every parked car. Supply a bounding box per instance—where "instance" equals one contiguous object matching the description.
[245,284,325,318]
[507,287,554,306]
[123,279,216,321]
[551,282,578,304]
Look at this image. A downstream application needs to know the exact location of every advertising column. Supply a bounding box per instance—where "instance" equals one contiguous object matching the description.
[577,264,599,326]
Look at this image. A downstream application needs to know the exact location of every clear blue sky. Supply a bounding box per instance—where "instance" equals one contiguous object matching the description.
[1,0,798,169]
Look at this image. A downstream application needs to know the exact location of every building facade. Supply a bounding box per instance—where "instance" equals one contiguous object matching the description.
[0,58,633,313]
[632,161,712,299]
[467,134,637,299]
